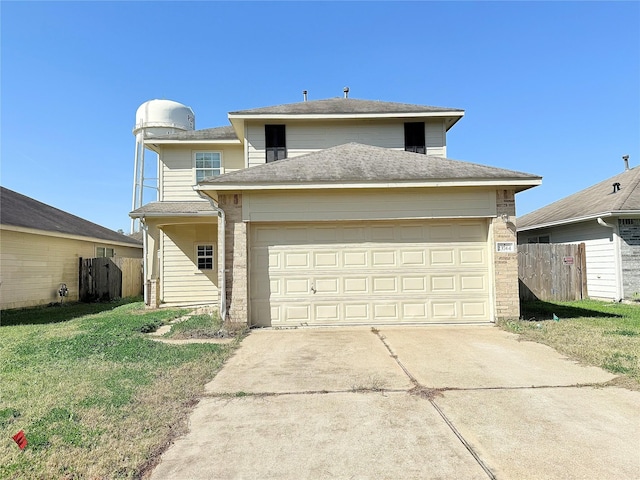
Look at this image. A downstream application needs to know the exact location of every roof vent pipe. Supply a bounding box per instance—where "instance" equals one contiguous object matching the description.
[343,86,349,99]
[613,182,621,193]
[303,90,308,102]
[623,154,630,171]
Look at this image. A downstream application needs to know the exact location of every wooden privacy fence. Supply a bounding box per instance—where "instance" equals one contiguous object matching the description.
[518,243,587,301]
[79,257,143,302]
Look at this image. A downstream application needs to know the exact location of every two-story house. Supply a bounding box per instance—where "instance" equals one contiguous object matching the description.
[130,96,541,327]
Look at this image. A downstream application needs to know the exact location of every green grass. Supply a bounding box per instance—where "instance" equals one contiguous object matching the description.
[499,299,640,390]
[0,301,239,479]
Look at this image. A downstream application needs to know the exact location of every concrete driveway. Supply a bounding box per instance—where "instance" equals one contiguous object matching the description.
[150,326,640,480]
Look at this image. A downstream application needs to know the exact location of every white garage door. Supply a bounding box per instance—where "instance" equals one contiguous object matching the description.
[250,220,491,326]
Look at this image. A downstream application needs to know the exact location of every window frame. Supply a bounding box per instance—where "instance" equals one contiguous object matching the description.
[195,244,215,271]
[527,235,550,244]
[193,151,223,184]
[96,247,115,258]
[404,122,426,154]
[265,124,286,162]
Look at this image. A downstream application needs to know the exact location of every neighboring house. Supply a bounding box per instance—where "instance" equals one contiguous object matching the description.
[0,187,143,310]
[130,96,541,326]
[518,164,640,301]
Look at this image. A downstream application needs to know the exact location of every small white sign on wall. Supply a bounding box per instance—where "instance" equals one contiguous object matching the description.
[496,242,516,253]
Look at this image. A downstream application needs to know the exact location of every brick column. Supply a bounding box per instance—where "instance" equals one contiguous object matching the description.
[492,189,520,320]
[219,193,248,324]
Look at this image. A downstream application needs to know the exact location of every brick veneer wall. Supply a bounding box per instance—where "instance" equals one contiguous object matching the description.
[219,193,248,324]
[492,189,520,320]
[618,219,640,299]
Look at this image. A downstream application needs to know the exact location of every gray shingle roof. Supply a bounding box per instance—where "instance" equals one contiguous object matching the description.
[146,125,237,141]
[229,98,464,116]
[200,143,540,186]
[0,187,141,245]
[518,167,640,229]
[129,201,216,217]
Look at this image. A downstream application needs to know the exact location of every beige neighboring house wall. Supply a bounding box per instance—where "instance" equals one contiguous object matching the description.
[0,187,143,311]
[0,226,142,310]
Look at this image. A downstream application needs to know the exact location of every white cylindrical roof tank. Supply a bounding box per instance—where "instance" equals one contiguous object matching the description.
[133,99,195,136]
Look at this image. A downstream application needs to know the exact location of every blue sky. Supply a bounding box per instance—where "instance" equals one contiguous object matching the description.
[2,1,639,233]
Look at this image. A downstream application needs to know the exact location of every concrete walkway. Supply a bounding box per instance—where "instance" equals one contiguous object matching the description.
[149,326,640,480]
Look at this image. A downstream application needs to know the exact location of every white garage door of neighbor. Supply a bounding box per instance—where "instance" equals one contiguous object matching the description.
[250,220,491,326]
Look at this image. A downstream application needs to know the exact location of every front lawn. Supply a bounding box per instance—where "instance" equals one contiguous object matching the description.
[499,299,640,390]
[0,301,239,479]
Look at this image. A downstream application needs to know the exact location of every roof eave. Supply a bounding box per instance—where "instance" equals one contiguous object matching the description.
[143,139,240,146]
[0,223,142,247]
[129,211,215,219]
[196,178,541,192]
[227,111,464,122]
[518,209,640,232]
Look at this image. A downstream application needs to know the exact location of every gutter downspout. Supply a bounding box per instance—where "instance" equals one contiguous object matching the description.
[141,218,149,305]
[197,191,226,319]
[597,217,623,301]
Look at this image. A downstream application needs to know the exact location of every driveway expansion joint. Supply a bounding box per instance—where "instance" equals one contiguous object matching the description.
[370,328,500,479]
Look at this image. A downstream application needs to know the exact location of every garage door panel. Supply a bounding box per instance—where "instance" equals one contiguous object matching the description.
[314,252,339,268]
[314,278,339,294]
[459,223,487,240]
[461,275,487,292]
[372,250,396,266]
[285,305,311,322]
[402,302,428,319]
[459,249,485,265]
[284,252,310,268]
[250,221,490,326]
[373,277,398,293]
[315,304,340,321]
[370,226,395,241]
[399,225,424,241]
[344,277,368,294]
[284,278,309,295]
[401,251,426,266]
[344,303,369,321]
[374,303,399,320]
[431,275,456,292]
[430,224,454,241]
[430,249,455,266]
[462,301,488,318]
[402,277,427,293]
[343,251,368,267]
[432,302,457,319]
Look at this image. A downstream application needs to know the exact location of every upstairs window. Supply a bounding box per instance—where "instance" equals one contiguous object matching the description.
[196,244,214,270]
[265,125,286,162]
[404,122,426,154]
[195,152,221,182]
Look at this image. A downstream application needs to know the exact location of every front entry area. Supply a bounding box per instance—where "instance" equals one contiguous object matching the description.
[249,220,491,327]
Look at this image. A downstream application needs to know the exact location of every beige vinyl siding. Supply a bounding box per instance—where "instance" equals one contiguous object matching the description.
[246,120,447,167]
[160,145,244,201]
[243,188,496,223]
[426,121,446,157]
[0,229,141,310]
[160,224,218,305]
